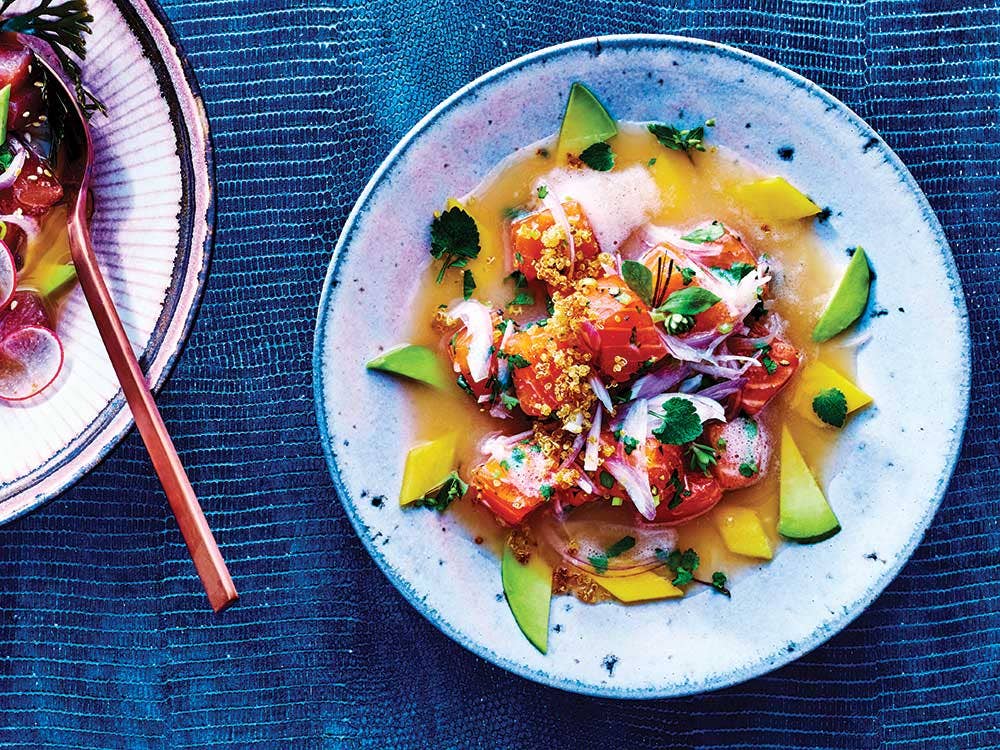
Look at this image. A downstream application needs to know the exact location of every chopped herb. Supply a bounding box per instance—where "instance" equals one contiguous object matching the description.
[499,459,510,472]
[507,270,529,289]
[647,157,657,166]
[511,446,526,464]
[589,535,636,573]
[738,461,759,478]
[712,262,756,285]
[711,571,731,597]
[681,221,725,244]
[647,121,712,153]
[415,472,468,512]
[537,184,548,199]
[500,393,520,410]
[456,374,475,396]
[545,295,555,316]
[762,354,778,375]
[540,484,554,500]
[505,353,530,369]
[509,291,535,307]
[666,469,690,509]
[430,206,480,283]
[462,269,476,300]
[664,312,695,335]
[610,497,623,507]
[650,398,703,445]
[679,267,696,285]
[621,259,654,306]
[657,286,721,316]
[813,387,848,427]
[656,547,700,586]
[579,141,615,171]
[716,437,727,449]
[716,322,734,335]
[0,148,12,170]
[744,419,759,439]
[687,443,718,475]
[599,471,616,490]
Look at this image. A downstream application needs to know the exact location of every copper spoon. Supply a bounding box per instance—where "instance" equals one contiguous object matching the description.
[35,57,238,612]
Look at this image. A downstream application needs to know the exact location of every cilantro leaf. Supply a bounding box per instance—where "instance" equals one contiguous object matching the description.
[813,387,848,427]
[599,471,616,490]
[462,269,476,300]
[621,260,654,306]
[681,221,725,244]
[656,547,700,586]
[579,141,615,171]
[650,398,703,445]
[647,121,712,153]
[657,287,721,316]
[540,484,554,500]
[509,292,535,307]
[679,267,696,286]
[431,206,480,283]
[666,469,690,509]
[500,393,520,410]
[738,461,758,478]
[712,262,756,285]
[711,571,731,597]
[415,471,468,511]
[537,184,548,199]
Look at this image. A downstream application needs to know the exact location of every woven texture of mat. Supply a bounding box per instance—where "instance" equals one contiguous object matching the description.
[0,0,997,747]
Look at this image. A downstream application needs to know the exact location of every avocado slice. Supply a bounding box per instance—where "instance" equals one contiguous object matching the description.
[812,248,871,342]
[778,425,841,543]
[501,544,552,653]
[366,344,449,389]
[557,83,618,156]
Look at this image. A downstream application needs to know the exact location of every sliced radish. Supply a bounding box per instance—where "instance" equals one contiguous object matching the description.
[0,290,51,340]
[0,324,64,401]
[0,241,14,309]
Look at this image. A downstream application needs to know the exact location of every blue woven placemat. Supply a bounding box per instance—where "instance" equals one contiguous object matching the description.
[0,1,997,747]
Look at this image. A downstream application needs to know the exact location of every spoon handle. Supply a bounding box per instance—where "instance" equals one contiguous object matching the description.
[67,220,238,613]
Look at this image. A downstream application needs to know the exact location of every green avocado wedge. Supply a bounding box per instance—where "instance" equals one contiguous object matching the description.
[812,247,871,342]
[366,344,450,390]
[778,426,841,543]
[557,82,618,157]
[501,544,553,654]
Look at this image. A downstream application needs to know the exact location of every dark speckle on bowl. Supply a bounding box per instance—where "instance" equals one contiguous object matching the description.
[817,206,833,223]
[871,306,889,318]
[865,551,880,561]
[745,122,751,128]
[863,136,879,152]
[786,642,796,653]
[495,593,503,602]
[777,145,794,161]
[553,624,563,633]
[371,495,385,508]
[602,654,619,676]
[898,306,906,313]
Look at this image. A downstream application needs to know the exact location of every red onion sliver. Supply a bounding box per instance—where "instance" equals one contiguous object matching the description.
[0,140,26,191]
[0,325,64,401]
[630,362,690,400]
[0,241,14,309]
[560,432,586,470]
[589,374,614,413]
[584,404,602,472]
[697,378,747,401]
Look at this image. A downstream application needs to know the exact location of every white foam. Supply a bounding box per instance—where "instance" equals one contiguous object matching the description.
[537,165,661,254]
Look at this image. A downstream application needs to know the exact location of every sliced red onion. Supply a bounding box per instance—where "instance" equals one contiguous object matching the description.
[576,474,596,495]
[540,188,576,270]
[0,241,14,309]
[480,430,532,458]
[488,403,512,419]
[647,392,726,426]
[678,374,703,393]
[661,334,716,364]
[0,212,40,243]
[0,140,26,192]
[604,457,656,521]
[449,299,494,383]
[560,432,586,470]
[583,404,602,472]
[589,373,614,413]
[630,361,690,400]
[0,325,63,400]
[697,378,747,401]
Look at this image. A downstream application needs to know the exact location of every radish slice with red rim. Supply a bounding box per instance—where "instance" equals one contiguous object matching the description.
[0,324,64,401]
[0,241,15,309]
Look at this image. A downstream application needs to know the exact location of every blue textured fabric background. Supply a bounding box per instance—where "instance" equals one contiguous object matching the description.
[0,0,997,747]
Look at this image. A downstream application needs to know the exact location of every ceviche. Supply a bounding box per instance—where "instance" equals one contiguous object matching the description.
[367,83,874,653]
[0,0,99,402]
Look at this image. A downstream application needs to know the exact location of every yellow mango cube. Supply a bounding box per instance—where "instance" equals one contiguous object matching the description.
[650,152,696,217]
[731,176,821,221]
[713,507,773,560]
[593,569,684,603]
[399,433,457,505]
[792,361,873,425]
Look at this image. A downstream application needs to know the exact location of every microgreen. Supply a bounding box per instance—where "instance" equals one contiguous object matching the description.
[431,206,480,283]
[813,387,848,427]
[650,398,703,445]
[579,141,614,171]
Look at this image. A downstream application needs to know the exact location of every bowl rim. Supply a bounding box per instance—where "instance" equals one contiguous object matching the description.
[313,33,971,698]
[0,0,215,524]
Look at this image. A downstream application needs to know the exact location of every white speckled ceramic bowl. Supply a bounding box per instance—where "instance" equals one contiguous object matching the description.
[314,36,970,697]
[0,0,212,522]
